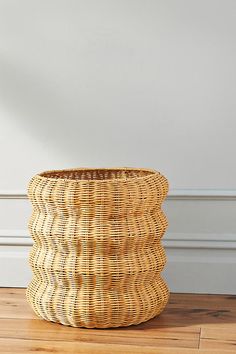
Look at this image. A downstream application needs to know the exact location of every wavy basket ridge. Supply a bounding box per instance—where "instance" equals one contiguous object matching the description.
[26,167,169,328]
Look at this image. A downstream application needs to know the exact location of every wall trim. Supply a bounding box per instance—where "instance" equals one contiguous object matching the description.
[1,189,236,200]
[0,230,31,246]
[167,189,236,200]
[0,191,27,199]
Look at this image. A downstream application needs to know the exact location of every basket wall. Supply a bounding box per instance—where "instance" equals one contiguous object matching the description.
[26,168,169,328]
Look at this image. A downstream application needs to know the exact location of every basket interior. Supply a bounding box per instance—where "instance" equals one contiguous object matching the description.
[39,168,155,181]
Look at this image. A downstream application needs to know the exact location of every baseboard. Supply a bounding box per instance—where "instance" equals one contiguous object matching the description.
[0,246,32,287]
[163,232,236,294]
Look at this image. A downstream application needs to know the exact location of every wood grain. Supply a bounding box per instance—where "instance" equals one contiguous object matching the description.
[0,318,199,349]
[0,288,236,353]
[0,337,232,354]
[200,327,236,351]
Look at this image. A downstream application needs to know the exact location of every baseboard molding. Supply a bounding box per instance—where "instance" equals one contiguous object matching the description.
[0,230,236,294]
[163,258,236,295]
[0,247,32,287]
[163,232,236,294]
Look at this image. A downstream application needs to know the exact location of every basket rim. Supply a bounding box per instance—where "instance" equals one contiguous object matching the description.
[34,167,164,183]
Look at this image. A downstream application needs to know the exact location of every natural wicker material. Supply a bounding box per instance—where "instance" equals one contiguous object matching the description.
[26,167,169,328]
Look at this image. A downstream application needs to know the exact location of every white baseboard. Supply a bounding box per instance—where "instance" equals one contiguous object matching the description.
[0,189,235,293]
[163,232,236,294]
[0,245,32,287]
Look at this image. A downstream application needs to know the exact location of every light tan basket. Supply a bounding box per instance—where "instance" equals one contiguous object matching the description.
[26,167,169,328]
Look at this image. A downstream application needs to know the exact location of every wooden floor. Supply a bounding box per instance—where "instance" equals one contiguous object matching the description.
[0,289,236,353]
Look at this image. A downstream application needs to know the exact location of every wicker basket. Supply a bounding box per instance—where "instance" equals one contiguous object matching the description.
[26,167,169,328]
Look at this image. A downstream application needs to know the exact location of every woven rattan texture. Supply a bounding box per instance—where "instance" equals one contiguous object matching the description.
[26,167,169,328]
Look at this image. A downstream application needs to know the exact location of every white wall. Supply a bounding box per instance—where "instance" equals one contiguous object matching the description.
[0,0,236,292]
[0,0,236,189]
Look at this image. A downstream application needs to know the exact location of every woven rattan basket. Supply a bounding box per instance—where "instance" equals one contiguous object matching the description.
[26,167,169,328]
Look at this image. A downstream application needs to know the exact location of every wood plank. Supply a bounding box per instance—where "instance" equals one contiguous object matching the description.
[0,318,199,349]
[1,289,236,330]
[200,327,236,351]
[168,293,236,310]
[0,288,37,320]
[156,306,236,329]
[0,337,233,354]
[1,289,236,353]
[155,293,236,329]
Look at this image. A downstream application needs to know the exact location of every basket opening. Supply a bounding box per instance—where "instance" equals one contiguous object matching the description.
[39,168,156,181]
